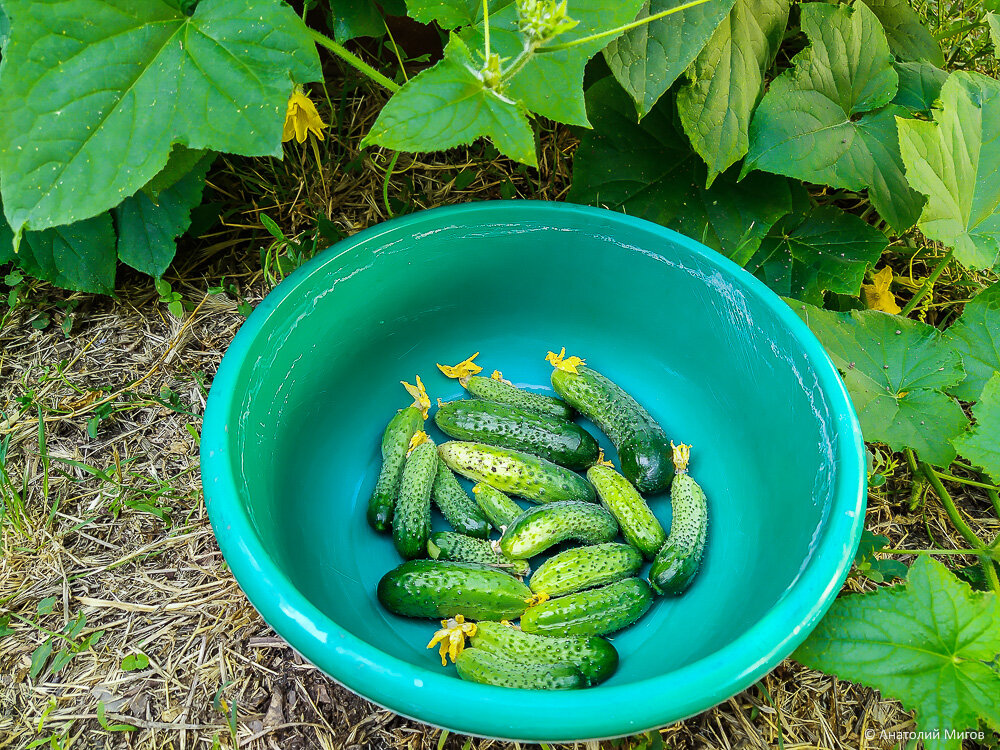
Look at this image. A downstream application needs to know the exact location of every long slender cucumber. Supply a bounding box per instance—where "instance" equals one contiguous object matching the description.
[392,439,437,559]
[649,444,708,595]
[587,464,666,559]
[367,406,424,531]
[432,462,491,538]
[500,501,618,559]
[427,531,530,577]
[520,578,654,637]
[465,374,573,420]
[529,543,642,597]
[472,483,524,529]
[455,648,584,690]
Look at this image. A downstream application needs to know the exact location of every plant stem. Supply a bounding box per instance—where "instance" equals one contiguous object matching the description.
[501,40,538,80]
[382,151,400,218]
[309,29,401,93]
[899,248,954,316]
[536,0,714,52]
[882,548,987,556]
[483,0,491,60]
[931,468,1000,492]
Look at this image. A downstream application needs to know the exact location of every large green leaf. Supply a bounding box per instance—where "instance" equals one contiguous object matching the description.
[792,302,967,466]
[989,12,1000,50]
[897,72,1000,270]
[952,373,1000,484]
[17,213,117,293]
[858,0,944,66]
[141,146,210,200]
[362,36,536,165]
[603,0,735,117]
[405,0,483,28]
[744,1,924,232]
[569,77,791,260]
[329,0,405,41]
[943,282,1000,401]
[0,0,320,236]
[676,0,791,186]
[746,206,887,305]
[795,556,1000,750]
[892,61,947,114]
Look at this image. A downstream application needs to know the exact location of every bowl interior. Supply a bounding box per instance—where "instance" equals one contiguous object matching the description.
[205,202,861,739]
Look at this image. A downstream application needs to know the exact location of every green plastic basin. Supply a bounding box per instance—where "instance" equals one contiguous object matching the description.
[201,201,865,741]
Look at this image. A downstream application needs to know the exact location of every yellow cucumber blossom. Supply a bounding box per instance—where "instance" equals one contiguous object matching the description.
[427,615,477,665]
[437,352,483,380]
[516,0,578,43]
[282,87,327,143]
[861,266,902,314]
[401,375,431,418]
[545,347,585,374]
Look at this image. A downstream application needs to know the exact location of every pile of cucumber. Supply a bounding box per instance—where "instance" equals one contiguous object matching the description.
[367,352,708,690]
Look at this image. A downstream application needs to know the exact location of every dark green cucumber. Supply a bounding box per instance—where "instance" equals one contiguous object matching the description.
[432,462,491,538]
[499,501,618,559]
[392,440,437,559]
[587,464,666,559]
[529,543,642,597]
[435,399,599,470]
[438,441,596,504]
[472,483,524,529]
[551,364,673,494]
[377,560,532,620]
[427,531,530,577]
[454,648,583,690]
[465,375,573,419]
[471,621,618,685]
[367,406,424,531]
[520,578,654,637]
[649,445,708,595]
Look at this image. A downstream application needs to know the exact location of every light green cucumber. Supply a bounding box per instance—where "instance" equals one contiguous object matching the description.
[499,501,618,559]
[472,483,524,529]
[392,440,437,559]
[529,543,642,597]
[471,621,618,685]
[454,648,584,690]
[438,441,595,504]
[367,405,424,531]
[649,444,708,595]
[432,462,491,538]
[427,531,530,577]
[587,464,666,559]
[377,560,532,620]
[520,578,654,637]
[465,374,573,419]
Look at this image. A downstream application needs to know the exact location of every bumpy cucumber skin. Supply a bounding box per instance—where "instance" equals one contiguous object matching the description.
[473,483,524,529]
[367,406,424,532]
[520,578,654,637]
[455,648,584,690]
[499,501,619,559]
[377,560,531,620]
[650,472,708,595]
[427,531,530,577]
[587,465,666,559]
[435,400,599,470]
[392,441,438,559]
[431,462,491,538]
[438,441,596,504]
[529,543,642,597]
[465,375,573,420]
[471,621,618,685]
[551,366,674,494]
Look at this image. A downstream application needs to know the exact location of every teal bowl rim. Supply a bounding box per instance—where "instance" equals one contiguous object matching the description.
[201,200,866,742]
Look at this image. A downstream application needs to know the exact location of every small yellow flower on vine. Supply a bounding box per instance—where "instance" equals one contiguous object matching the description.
[671,441,691,474]
[491,370,513,384]
[516,0,578,43]
[861,266,902,314]
[437,352,483,380]
[545,347,585,374]
[282,87,327,143]
[401,375,431,418]
[525,591,550,607]
[427,615,477,665]
[595,449,614,467]
[407,431,430,455]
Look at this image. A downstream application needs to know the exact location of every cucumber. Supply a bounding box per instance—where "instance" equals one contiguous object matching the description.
[465,374,573,420]
[432,462,491,539]
[499,501,618,559]
[587,464,666,559]
[392,440,437,559]
[471,621,618,685]
[438,441,596,504]
[435,399,599,470]
[529,543,642,597]
[520,578,654,637]
[455,648,584,690]
[472,483,524,529]
[367,406,424,531]
[548,354,673,494]
[377,560,532,620]
[427,531,530,577]
[649,444,708,595]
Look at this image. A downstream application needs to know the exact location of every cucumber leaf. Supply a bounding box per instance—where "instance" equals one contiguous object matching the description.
[989,12,1000,50]
[569,77,791,260]
[892,61,947,114]
[362,35,537,166]
[329,0,405,41]
[603,0,736,118]
[745,206,887,305]
[794,556,1000,750]
[0,0,320,236]
[744,1,925,232]
[404,0,486,28]
[17,213,117,294]
[676,0,792,186]
[943,282,1000,401]
[896,72,1000,271]
[141,146,211,200]
[952,373,1000,484]
[858,0,944,66]
[791,303,968,466]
